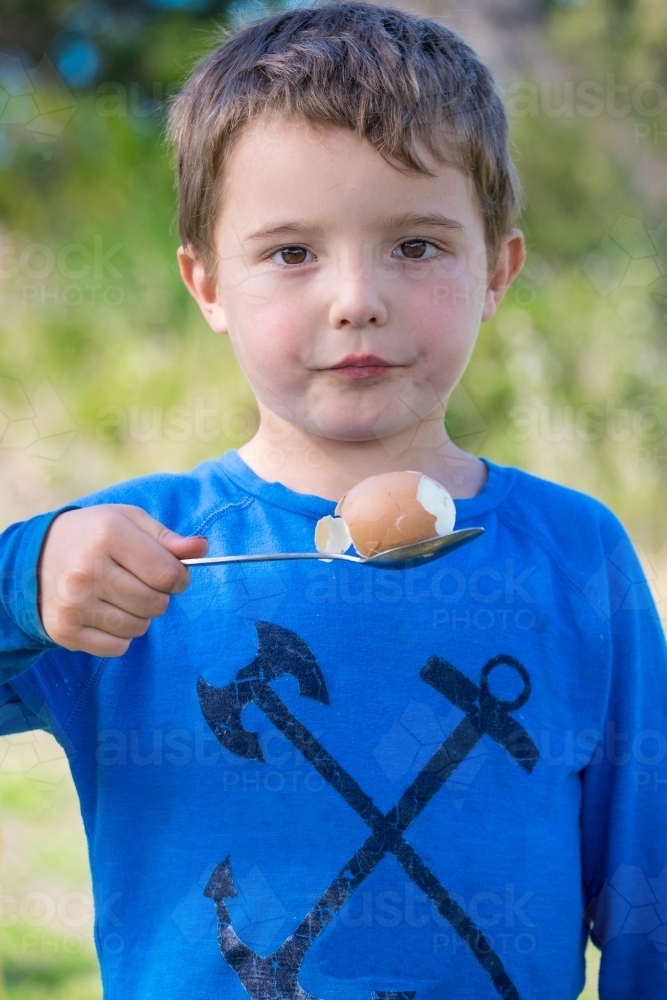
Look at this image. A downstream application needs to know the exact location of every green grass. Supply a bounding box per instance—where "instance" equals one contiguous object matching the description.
[0,732,101,1000]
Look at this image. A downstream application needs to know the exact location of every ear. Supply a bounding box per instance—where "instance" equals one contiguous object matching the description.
[177,245,228,335]
[481,229,526,322]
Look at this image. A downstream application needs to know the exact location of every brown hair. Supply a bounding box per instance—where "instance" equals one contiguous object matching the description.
[168,1,521,271]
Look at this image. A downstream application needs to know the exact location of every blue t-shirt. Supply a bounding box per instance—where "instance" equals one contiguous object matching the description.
[0,451,666,1000]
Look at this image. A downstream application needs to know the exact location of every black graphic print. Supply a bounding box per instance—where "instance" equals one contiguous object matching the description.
[198,622,539,1000]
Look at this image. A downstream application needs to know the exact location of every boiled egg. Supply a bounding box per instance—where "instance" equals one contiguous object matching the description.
[315,470,456,558]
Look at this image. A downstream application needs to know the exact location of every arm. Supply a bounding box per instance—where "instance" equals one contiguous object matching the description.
[0,508,77,684]
[582,529,667,999]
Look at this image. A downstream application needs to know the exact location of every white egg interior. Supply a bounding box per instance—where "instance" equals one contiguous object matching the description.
[416,475,456,536]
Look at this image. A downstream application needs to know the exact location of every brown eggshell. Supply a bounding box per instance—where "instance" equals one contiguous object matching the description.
[336,470,443,558]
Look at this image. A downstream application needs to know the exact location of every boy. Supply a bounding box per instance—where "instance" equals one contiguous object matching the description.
[1,3,665,998]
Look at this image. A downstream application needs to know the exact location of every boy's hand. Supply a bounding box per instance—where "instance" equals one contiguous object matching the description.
[37,505,208,657]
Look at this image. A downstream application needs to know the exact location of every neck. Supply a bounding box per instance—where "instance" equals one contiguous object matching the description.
[237,406,487,501]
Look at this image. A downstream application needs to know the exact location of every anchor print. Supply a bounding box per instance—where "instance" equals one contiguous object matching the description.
[198,622,539,1000]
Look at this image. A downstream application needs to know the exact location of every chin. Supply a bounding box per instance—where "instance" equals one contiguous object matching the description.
[310,415,415,444]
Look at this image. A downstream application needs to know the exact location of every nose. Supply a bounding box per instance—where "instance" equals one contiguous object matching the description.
[327,247,388,329]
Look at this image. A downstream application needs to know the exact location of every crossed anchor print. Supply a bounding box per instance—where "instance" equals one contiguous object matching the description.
[198,622,539,1000]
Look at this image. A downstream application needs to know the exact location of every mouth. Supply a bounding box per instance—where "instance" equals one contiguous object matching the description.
[326,353,399,380]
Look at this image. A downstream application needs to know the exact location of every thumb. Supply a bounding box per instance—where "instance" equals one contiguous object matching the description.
[116,504,209,559]
[161,533,209,559]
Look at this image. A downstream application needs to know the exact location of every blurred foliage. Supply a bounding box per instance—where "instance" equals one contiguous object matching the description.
[0,0,664,545]
[0,0,230,89]
[485,0,667,550]
[0,733,100,1000]
[1,1,666,997]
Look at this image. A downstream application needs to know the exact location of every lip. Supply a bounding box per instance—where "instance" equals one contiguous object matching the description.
[327,354,398,379]
[330,354,393,369]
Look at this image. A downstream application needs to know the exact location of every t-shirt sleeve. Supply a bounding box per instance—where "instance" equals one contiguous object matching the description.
[580,522,667,999]
[0,678,52,735]
[0,507,79,684]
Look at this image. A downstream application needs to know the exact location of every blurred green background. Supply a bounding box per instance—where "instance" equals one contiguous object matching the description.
[1,0,666,996]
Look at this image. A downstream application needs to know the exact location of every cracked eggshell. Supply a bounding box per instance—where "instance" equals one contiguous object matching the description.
[314,514,353,555]
[334,470,456,558]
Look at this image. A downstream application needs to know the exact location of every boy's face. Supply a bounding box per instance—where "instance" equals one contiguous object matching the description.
[181,118,523,445]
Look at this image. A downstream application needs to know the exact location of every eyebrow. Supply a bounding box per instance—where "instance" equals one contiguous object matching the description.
[244,221,325,243]
[243,212,464,243]
[379,212,465,233]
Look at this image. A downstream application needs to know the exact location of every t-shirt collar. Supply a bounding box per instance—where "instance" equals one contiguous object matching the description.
[217,449,515,523]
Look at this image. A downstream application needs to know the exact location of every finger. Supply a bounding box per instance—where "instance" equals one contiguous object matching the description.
[98,564,171,619]
[60,602,151,641]
[162,533,208,560]
[61,626,132,658]
[90,602,152,640]
[115,505,208,558]
[101,514,194,595]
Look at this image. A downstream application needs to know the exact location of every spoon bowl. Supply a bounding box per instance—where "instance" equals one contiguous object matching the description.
[182,527,484,570]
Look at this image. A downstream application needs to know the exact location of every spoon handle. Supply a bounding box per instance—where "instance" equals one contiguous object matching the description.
[182,552,364,566]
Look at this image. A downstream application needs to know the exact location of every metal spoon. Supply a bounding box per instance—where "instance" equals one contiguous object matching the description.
[181,526,484,571]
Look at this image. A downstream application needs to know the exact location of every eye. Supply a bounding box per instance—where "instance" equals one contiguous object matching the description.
[394,240,440,260]
[270,245,315,266]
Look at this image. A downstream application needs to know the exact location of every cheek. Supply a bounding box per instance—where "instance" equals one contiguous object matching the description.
[227,285,311,377]
[405,267,485,360]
